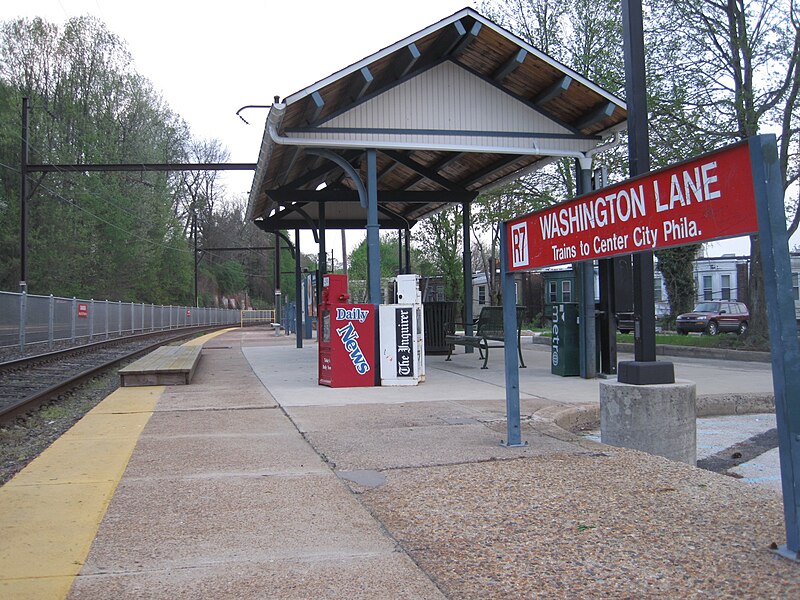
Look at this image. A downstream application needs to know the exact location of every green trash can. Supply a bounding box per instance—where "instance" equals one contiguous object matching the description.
[551,303,579,376]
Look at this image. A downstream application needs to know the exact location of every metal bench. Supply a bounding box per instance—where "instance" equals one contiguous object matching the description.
[445,306,527,369]
[119,345,202,386]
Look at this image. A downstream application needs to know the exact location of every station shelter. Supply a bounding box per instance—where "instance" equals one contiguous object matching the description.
[246,7,627,360]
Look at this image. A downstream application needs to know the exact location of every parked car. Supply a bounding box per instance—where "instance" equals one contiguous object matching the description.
[675,301,749,336]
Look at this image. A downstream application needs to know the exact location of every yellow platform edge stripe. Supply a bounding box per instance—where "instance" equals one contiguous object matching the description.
[0,328,234,599]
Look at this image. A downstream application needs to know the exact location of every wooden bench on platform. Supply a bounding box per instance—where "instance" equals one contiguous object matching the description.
[445,306,527,370]
[119,345,202,387]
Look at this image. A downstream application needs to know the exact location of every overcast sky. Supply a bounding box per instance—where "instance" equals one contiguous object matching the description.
[1,0,763,258]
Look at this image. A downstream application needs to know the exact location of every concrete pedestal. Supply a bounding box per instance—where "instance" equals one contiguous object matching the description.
[600,379,697,465]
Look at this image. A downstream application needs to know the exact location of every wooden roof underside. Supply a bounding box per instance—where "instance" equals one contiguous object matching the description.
[248,8,627,231]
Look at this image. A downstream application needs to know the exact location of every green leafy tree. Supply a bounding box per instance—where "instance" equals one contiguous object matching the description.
[0,16,194,301]
[414,207,465,307]
[656,245,699,321]
[647,0,800,342]
[214,260,247,295]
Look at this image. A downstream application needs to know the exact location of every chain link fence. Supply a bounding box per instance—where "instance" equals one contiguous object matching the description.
[0,291,241,353]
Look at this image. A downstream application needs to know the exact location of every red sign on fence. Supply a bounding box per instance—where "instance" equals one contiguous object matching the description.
[77,303,88,318]
[506,141,758,270]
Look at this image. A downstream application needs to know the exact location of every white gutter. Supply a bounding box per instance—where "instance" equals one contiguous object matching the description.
[462,128,624,194]
[267,103,622,169]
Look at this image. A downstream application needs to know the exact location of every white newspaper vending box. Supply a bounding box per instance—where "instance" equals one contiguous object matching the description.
[379,274,425,386]
[379,304,424,385]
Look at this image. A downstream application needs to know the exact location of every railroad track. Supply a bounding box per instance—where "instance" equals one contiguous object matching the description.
[0,327,222,424]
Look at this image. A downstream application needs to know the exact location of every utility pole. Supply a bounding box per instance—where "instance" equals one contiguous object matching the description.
[618,0,674,384]
[193,209,198,307]
[20,97,29,293]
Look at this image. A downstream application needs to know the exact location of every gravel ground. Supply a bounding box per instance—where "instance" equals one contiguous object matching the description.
[0,369,121,485]
[360,449,800,598]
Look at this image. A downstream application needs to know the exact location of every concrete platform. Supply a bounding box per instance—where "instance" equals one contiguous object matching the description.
[3,326,796,599]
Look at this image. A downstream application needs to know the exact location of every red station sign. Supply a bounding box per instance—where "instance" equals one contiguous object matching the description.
[506,141,758,270]
[77,303,89,318]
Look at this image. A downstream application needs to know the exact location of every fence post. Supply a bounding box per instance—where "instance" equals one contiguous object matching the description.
[71,297,77,343]
[89,299,95,341]
[118,301,122,336]
[130,302,135,334]
[48,294,55,350]
[105,299,109,339]
[141,303,145,333]
[151,303,155,331]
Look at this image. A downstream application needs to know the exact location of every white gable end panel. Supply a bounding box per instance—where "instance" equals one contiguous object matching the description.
[289,62,596,154]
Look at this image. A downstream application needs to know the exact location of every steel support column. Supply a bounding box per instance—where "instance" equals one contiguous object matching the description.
[295,229,303,348]
[463,201,474,353]
[317,202,326,305]
[398,229,404,275]
[274,232,282,327]
[366,149,381,305]
[575,162,596,378]
[598,259,618,374]
[500,225,524,447]
[404,226,411,274]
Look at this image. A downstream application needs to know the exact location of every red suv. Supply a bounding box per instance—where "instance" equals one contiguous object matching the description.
[676,301,749,336]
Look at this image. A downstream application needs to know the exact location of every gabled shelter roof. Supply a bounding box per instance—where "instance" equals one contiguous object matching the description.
[247,7,626,231]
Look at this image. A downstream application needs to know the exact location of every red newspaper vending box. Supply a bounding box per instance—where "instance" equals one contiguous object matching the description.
[318,274,378,387]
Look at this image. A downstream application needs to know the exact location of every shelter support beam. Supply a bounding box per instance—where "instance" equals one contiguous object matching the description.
[404,226,411,274]
[295,229,303,348]
[274,233,282,327]
[575,162,596,379]
[366,149,381,305]
[598,259,617,375]
[463,201,474,353]
[317,203,326,304]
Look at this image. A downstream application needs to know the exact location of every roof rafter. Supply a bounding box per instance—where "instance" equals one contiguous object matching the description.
[574,101,616,130]
[493,48,527,82]
[380,150,462,191]
[534,75,572,106]
[348,67,374,102]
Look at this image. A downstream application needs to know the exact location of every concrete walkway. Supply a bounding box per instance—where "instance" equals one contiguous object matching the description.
[67,329,443,599]
[3,326,797,598]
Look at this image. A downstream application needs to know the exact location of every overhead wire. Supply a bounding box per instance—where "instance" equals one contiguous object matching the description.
[15,133,180,223]
[0,159,193,254]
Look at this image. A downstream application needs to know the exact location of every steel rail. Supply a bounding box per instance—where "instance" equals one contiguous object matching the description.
[0,326,224,424]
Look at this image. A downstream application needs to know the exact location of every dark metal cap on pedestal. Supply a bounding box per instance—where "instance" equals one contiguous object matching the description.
[617,360,675,385]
